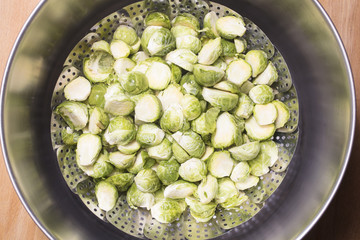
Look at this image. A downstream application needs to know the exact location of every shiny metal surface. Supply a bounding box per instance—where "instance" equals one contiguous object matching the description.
[1,0,355,240]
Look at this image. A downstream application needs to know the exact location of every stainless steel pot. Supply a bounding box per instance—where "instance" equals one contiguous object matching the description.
[1,0,355,239]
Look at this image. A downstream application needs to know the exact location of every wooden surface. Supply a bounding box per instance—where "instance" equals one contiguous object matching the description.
[0,0,359,239]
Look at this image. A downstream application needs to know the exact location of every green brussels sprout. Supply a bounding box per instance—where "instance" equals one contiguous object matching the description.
[191,107,220,136]
[56,101,88,130]
[180,73,202,96]
[83,51,115,83]
[64,76,91,101]
[175,35,202,54]
[200,100,208,112]
[193,64,225,87]
[198,37,222,65]
[131,51,150,63]
[234,38,247,53]
[235,175,259,190]
[272,100,290,128]
[127,183,155,210]
[216,16,246,40]
[92,40,111,53]
[103,116,136,145]
[171,13,200,31]
[91,153,114,178]
[113,58,136,77]
[211,112,239,149]
[233,93,254,119]
[230,162,250,182]
[171,25,198,38]
[61,127,80,145]
[229,141,261,161]
[185,197,217,222]
[165,49,198,72]
[208,151,234,178]
[95,181,118,211]
[110,40,131,59]
[141,26,176,56]
[106,172,134,192]
[202,88,238,111]
[223,56,238,65]
[88,83,107,108]
[145,61,172,90]
[148,138,172,161]
[203,11,220,38]
[136,123,165,146]
[245,116,275,141]
[119,71,149,95]
[134,94,162,123]
[175,130,205,158]
[220,191,248,210]
[113,25,139,46]
[127,150,152,174]
[248,85,274,104]
[200,36,211,45]
[180,94,202,120]
[239,80,255,94]
[248,152,271,176]
[164,180,197,199]
[253,61,278,86]
[245,50,268,77]
[215,177,238,204]
[157,84,184,111]
[221,39,237,57]
[88,107,109,135]
[156,158,180,185]
[145,12,171,29]
[109,151,136,169]
[170,64,182,83]
[200,146,214,161]
[76,134,102,166]
[253,103,278,125]
[134,169,161,193]
[117,140,141,154]
[226,59,252,86]
[179,158,207,182]
[104,83,135,116]
[213,81,240,94]
[160,104,185,133]
[212,58,228,71]
[172,140,191,163]
[260,140,279,167]
[151,199,185,223]
[196,174,218,204]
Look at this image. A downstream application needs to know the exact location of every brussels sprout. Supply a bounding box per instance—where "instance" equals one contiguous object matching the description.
[148,138,172,161]
[83,51,115,83]
[212,58,228,71]
[208,151,234,178]
[248,85,274,104]
[104,83,135,116]
[253,103,278,125]
[171,25,198,38]
[185,197,217,222]
[117,141,140,154]
[170,64,182,83]
[145,12,171,29]
[221,39,237,57]
[200,100,208,112]
[64,76,91,101]
[179,158,207,182]
[196,175,218,204]
[245,116,275,141]
[253,61,278,86]
[180,73,202,96]
[76,134,102,166]
[224,56,238,65]
[211,112,239,149]
[131,51,150,63]
[216,16,246,40]
[160,104,185,133]
[175,35,202,54]
[119,71,149,95]
[175,130,205,158]
[180,94,202,120]
[127,150,152,174]
[226,59,252,86]
[260,140,278,167]
[234,38,247,53]
[88,83,107,108]
[110,40,131,59]
[145,61,172,90]
[164,180,197,199]
[141,26,176,56]
[136,123,165,146]
[113,25,139,46]
[171,13,200,31]
[204,11,219,38]
[127,183,155,210]
[95,181,118,211]
[106,172,134,192]
[109,151,136,169]
[233,93,254,119]
[130,39,141,54]
[220,191,248,210]
[235,175,259,190]
[198,37,222,65]
[245,50,268,77]
[165,49,198,72]
[134,169,161,193]
[61,127,80,145]
[157,84,184,111]
[248,152,271,176]
[230,162,250,182]
[200,146,214,161]
[229,141,261,161]
[151,199,185,223]
[56,101,88,130]
[202,88,238,111]
[103,116,136,145]
[157,158,180,185]
[240,80,255,94]
[191,107,220,136]
[272,100,290,128]
[135,94,162,123]
[172,140,191,163]
[215,177,238,204]
[91,153,114,178]
[92,40,111,53]
[88,107,109,135]
[193,64,225,87]
[213,80,240,94]
[113,58,136,77]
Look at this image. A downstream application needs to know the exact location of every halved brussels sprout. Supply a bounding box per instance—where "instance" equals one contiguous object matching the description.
[220,191,248,210]
[92,40,111,53]
[229,141,261,161]
[148,138,172,161]
[117,140,141,154]
[181,94,202,120]
[253,61,278,86]
[157,84,184,111]
[198,37,222,65]
[245,50,268,77]
[145,12,171,29]
[216,16,246,39]
[127,150,152,174]
[106,172,134,192]
[260,140,278,167]
[245,116,275,141]
[109,151,136,169]
[253,103,278,125]
[248,152,271,176]
[272,100,290,128]
[196,174,218,204]
[134,169,161,193]
[202,88,238,111]
[165,49,198,72]
[171,25,198,38]
[234,38,247,53]
[156,158,180,185]
[131,51,150,63]
[136,123,165,146]
[230,162,250,182]
[239,81,255,94]
[233,93,254,119]
[224,56,238,65]
[141,26,176,56]
[185,197,217,222]
[110,40,131,59]
[134,94,162,123]
[172,140,191,164]
[104,83,135,116]
[88,83,107,108]
[200,146,214,161]
[164,180,197,199]
[215,177,238,204]
[90,153,114,178]
[56,101,88,130]
[113,58,136,77]
[191,107,220,136]
[151,199,185,223]
[88,107,109,135]
[213,81,240,94]
[193,64,225,87]
[83,51,115,83]
[203,11,219,38]
[64,76,91,101]
[211,112,238,149]
[113,25,139,46]
[208,151,234,178]
[160,104,185,133]
[248,85,274,104]
[175,130,205,158]
[61,127,80,145]
[171,13,200,31]
[179,158,207,182]
[212,58,228,71]
[127,183,155,210]
[180,73,202,96]
[170,64,182,83]
[130,39,141,54]
[226,59,252,86]
[120,71,149,95]
[76,133,102,166]
[95,181,118,211]
[103,116,136,145]
[176,35,201,53]
[221,39,237,57]
[235,175,259,190]
[145,61,171,90]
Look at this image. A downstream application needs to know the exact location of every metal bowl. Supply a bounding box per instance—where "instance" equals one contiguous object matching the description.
[1,0,355,239]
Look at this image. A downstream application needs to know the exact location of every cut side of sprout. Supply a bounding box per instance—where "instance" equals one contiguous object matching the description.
[208,151,234,178]
[245,50,268,78]
[88,107,109,135]
[92,40,111,53]
[235,175,259,190]
[197,37,222,65]
[204,11,219,38]
[135,94,162,123]
[234,38,247,53]
[213,81,240,94]
[216,16,246,40]
[76,134,102,166]
[109,151,136,169]
[110,40,131,59]
[245,116,275,141]
[95,181,118,211]
[113,58,136,77]
[272,100,290,128]
[118,140,141,155]
[211,112,238,149]
[104,83,135,116]
[229,141,261,161]
[202,87,238,111]
[56,101,88,130]
[146,62,171,90]
[226,59,252,86]
[253,61,278,86]
[253,103,278,125]
[157,84,184,111]
[165,49,198,72]
[64,77,91,101]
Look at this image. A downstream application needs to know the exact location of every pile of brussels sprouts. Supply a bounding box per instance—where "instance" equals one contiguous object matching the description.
[55,11,290,224]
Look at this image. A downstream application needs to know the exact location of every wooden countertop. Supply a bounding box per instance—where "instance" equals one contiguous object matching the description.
[0,0,359,239]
